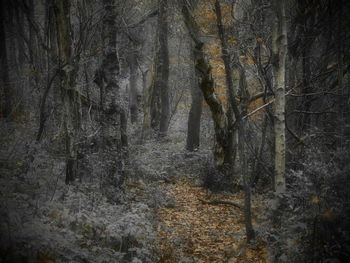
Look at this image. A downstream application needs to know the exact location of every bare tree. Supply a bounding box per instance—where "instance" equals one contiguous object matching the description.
[182,3,230,169]
[186,53,203,151]
[128,50,139,124]
[272,0,287,193]
[54,0,80,184]
[156,0,170,137]
[94,0,128,151]
[0,1,12,118]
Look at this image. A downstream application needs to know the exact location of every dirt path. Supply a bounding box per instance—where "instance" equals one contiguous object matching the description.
[127,139,268,262]
[156,179,267,263]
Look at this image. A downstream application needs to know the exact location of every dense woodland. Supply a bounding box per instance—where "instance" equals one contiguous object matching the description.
[0,0,350,262]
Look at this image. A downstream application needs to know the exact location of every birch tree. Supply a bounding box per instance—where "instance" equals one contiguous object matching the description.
[272,0,287,193]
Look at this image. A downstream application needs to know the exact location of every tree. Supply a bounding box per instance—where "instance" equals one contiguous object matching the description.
[128,50,139,124]
[0,1,12,118]
[182,2,229,169]
[54,0,80,184]
[271,0,287,193]
[95,0,128,150]
[214,0,240,166]
[156,0,170,137]
[186,51,203,152]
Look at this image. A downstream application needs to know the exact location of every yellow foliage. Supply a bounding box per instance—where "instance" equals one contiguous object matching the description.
[28,65,37,73]
[245,55,255,65]
[323,210,334,217]
[311,194,320,203]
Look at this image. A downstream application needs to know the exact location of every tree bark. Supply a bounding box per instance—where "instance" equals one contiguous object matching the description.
[0,2,12,118]
[182,3,229,168]
[214,0,242,166]
[238,63,255,243]
[141,67,154,141]
[336,4,344,149]
[300,46,312,133]
[186,59,203,151]
[128,51,139,124]
[150,68,161,130]
[99,0,123,146]
[272,0,287,193]
[54,0,80,184]
[156,0,170,137]
[239,122,255,242]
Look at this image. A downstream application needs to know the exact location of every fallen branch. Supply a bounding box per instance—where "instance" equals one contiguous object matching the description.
[198,198,242,209]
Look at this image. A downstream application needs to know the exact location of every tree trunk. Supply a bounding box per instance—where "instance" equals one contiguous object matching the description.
[186,61,203,151]
[54,0,80,184]
[141,67,154,141]
[99,0,122,146]
[128,51,139,124]
[300,46,312,133]
[239,122,255,243]
[214,0,241,166]
[336,5,344,149]
[150,68,161,130]
[91,0,128,191]
[156,0,170,137]
[238,63,255,243]
[272,0,287,193]
[14,4,26,68]
[182,4,229,169]
[0,2,12,118]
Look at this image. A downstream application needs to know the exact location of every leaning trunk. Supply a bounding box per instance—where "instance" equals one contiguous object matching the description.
[182,4,229,168]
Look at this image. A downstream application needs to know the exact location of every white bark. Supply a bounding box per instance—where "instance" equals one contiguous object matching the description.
[272,0,287,193]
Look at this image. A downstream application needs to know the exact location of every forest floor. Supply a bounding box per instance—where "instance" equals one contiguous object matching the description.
[156,179,267,263]
[126,135,269,263]
[1,120,269,262]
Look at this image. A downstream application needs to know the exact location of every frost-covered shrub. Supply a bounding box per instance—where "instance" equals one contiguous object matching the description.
[259,139,350,262]
[0,139,157,263]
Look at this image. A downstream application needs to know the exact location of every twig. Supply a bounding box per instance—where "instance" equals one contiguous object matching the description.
[198,198,242,209]
[242,99,275,120]
[242,89,293,120]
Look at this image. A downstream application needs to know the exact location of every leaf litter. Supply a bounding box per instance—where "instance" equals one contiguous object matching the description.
[156,179,268,263]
